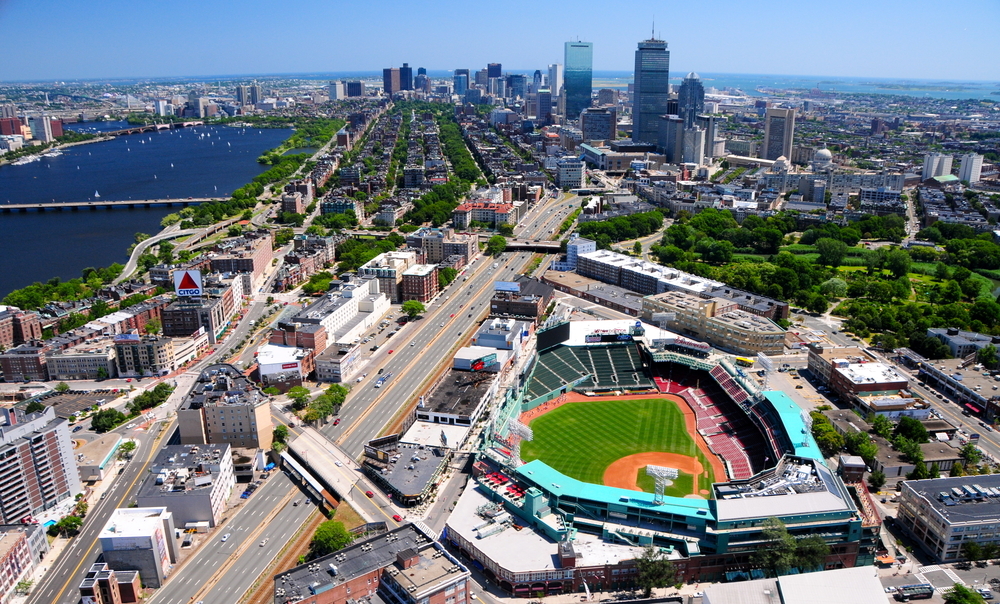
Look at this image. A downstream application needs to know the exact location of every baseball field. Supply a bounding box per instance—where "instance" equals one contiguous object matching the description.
[519,396,718,498]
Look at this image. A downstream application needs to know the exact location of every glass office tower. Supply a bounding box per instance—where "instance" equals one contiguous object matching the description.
[632,38,670,145]
[564,41,593,120]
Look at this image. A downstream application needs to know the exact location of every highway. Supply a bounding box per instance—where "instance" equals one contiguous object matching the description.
[112,226,196,285]
[147,472,313,604]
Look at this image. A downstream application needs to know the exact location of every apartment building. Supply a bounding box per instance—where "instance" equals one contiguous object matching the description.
[114,334,175,378]
[405,227,478,263]
[46,337,118,380]
[402,265,439,302]
[136,444,235,528]
[98,507,177,588]
[177,364,272,450]
[359,251,419,304]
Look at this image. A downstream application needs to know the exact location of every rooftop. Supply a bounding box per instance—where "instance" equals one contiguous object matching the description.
[139,444,231,498]
[703,566,885,604]
[422,368,495,417]
[905,474,1000,524]
[403,264,438,277]
[834,362,908,385]
[99,507,171,540]
[181,363,266,410]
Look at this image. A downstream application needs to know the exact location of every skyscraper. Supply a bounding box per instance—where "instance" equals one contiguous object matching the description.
[383,68,401,95]
[547,64,564,97]
[536,88,552,123]
[580,107,617,143]
[959,153,984,184]
[677,72,705,128]
[532,70,544,94]
[453,69,469,96]
[631,38,669,145]
[922,153,953,181]
[400,63,413,91]
[762,107,795,161]
[507,74,527,100]
[564,41,593,119]
[487,63,502,79]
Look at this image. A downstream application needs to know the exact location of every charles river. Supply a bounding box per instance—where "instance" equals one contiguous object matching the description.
[0,121,292,299]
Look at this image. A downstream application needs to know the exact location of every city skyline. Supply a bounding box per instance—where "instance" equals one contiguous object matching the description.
[1,0,998,82]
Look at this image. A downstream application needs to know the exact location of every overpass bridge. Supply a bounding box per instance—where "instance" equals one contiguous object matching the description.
[0,197,215,213]
[476,233,561,252]
[101,120,205,137]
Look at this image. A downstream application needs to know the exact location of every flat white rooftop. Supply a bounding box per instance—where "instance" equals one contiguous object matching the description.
[401,421,470,450]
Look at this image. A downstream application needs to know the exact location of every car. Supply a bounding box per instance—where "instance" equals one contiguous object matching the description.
[125,378,132,382]
[440,322,445,327]
[393,514,402,522]
[221,533,230,542]
[450,314,455,317]
[293,500,300,506]
[470,594,478,600]
[795,385,803,389]
[378,368,384,375]
[73,425,83,432]
[335,460,343,467]
[388,350,393,354]
[365,490,374,498]
[884,587,896,594]
[333,418,342,426]
[260,538,269,547]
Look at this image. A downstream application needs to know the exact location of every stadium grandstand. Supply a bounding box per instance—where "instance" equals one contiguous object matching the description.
[451,319,880,590]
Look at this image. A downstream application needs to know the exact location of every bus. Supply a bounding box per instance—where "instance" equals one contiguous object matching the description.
[895,584,934,601]
[735,357,754,367]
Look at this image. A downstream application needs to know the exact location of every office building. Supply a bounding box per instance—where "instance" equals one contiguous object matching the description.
[78,563,142,604]
[29,115,54,143]
[98,507,177,588]
[959,153,984,184]
[631,38,670,145]
[597,88,618,106]
[677,72,705,128]
[506,74,527,99]
[383,68,401,95]
[114,334,175,378]
[898,475,1000,562]
[641,291,786,356]
[177,364,272,450]
[548,63,564,97]
[327,81,345,100]
[0,406,81,524]
[344,81,365,97]
[806,345,872,385]
[762,108,795,161]
[658,114,685,162]
[46,338,117,380]
[453,69,469,95]
[580,107,617,143]
[534,87,552,123]
[405,227,478,264]
[399,63,413,91]
[209,232,274,288]
[161,280,237,345]
[487,62,502,79]
[136,444,236,528]
[564,41,593,119]
[557,157,584,188]
[274,523,470,604]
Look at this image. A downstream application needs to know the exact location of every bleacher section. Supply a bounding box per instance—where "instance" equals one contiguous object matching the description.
[524,344,654,402]
[709,364,750,405]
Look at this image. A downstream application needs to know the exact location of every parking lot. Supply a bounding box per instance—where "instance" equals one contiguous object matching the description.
[30,389,121,419]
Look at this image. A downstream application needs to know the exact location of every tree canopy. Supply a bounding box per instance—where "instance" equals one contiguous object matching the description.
[309,520,353,559]
[635,546,679,597]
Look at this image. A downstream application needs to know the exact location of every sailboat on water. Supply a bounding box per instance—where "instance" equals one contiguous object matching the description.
[94,191,100,198]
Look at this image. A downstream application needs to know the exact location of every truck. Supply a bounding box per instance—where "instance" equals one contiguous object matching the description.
[374,373,393,388]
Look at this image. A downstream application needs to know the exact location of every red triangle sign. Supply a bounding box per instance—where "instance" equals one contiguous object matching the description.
[178,272,199,290]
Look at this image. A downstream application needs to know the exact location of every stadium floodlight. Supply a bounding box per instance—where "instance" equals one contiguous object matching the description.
[646,465,679,505]
[756,353,774,373]
[506,418,534,467]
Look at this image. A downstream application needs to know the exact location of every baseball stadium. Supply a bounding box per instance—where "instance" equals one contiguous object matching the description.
[443,320,883,594]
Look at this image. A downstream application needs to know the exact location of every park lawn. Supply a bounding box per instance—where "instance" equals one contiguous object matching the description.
[636,469,695,498]
[520,399,701,488]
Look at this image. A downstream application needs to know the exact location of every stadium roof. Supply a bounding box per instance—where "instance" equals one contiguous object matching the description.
[516,460,714,521]
[561,319,676,346]
[762,391,824,461]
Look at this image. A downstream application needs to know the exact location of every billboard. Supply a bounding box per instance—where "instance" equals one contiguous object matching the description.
[174,270,203,297]
[674,336,712,353]
[494,281,521,293]
[281,362,299,370]
[537,321,571,351]
[472,353,498,371]
[587,333,633,343]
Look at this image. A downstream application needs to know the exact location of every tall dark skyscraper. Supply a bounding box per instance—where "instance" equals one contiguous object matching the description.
[632,38,669,145]
[383,68,401,95]
[507,74,527,99]
[400,63,413,91]
[677,72,705,128]
[417,67,426,76]
[487,63,502,79]
[564,41,593,119]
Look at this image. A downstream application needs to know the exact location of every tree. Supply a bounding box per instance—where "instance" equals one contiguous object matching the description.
[929,462,941,478]
[961,442,984,469]
[498,223,515,236]
[51,514,83,537]
[144,318,162,334]
[885,249,912,278]
[895,416,930,443]
[871,415,893,439]
[273,424,289,445]
[75,500,89,518]
[943,584,988,604]
[54,381,70,393]
[820,278,848,298]
[402,300,425,319]
[979,345,999,369]
[633,241,643,256]
[25,401,45,414]
[15,580,32,595]
[486,235,507,256]
[815,238,848,267]
[96,366,109,380]
[634,545,679,598]
[908,460,929,480]
[751,517,797,577]
[935,261,952,281]
[952,461,966,477]
[868,470,887,491]
[287,386,311,411]
[158,241,175,265]
[961,541,983,562]
[118,440,137,459]
[794,535,830,571]
[806,294,829,315]
[91,408,126,433]
[309,520,353,559]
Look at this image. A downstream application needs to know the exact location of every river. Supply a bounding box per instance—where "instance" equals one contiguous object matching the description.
[0,121,291,299]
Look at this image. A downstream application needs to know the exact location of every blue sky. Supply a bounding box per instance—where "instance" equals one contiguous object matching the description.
[1,0,997,82]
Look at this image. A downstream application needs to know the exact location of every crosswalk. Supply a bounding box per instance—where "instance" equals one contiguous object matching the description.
[914,565,965,587]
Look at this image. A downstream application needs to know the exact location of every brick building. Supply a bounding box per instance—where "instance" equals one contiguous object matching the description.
[402,265,439,302]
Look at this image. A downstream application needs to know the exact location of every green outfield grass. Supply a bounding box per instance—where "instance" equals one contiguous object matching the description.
[520,399,714,490]
[636,468,695,499]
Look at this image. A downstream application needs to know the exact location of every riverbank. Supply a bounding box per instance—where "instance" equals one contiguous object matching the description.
[0,135,111,168]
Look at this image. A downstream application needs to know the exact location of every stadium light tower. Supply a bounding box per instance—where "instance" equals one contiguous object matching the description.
[756,352,774,392]
[646,465,679,505]
[506,418,534,467]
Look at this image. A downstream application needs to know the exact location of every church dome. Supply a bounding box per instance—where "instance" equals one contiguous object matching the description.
[814,148,833,161]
